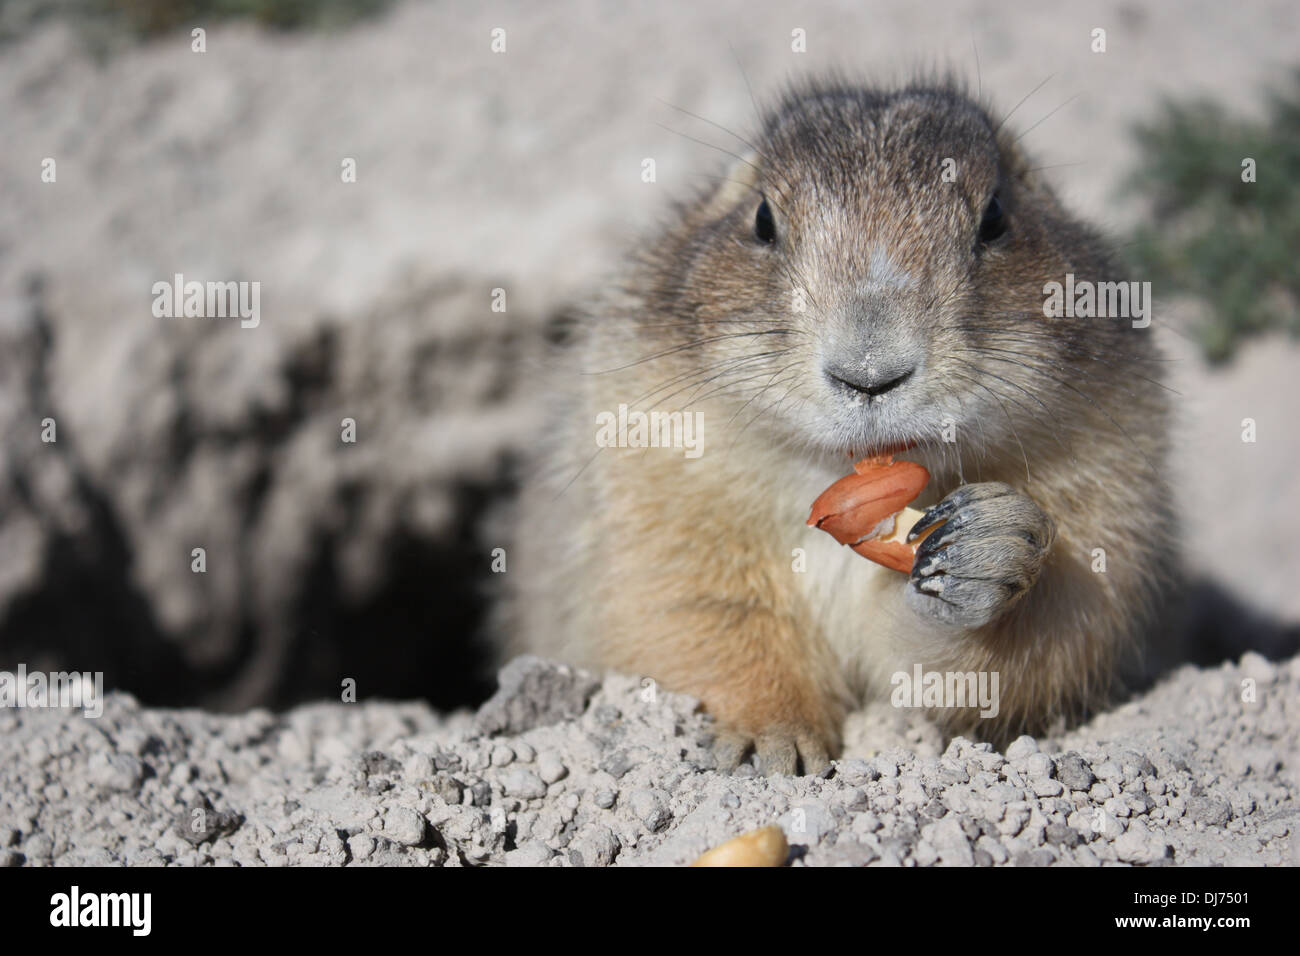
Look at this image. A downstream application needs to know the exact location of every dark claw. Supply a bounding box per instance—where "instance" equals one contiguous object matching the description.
[915,575,944,595]
[907,491,967,543]
[914,520,957,567]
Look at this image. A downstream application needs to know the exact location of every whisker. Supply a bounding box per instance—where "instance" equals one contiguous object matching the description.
[585,329,793,375]
[656,99,776,178]
[955,340,1181,399]
[729,41,764,133]
[638,347,800,411]
[553,446,604,502]
[995,73,1054,134]
[692,362,798,407]
[948,368,1031,482]
[1028,161,1088,173]
[949,355,1079,467]
[1014,93,1081,143]
[653,121,797,220]
[732,375,808,446]
[627,351,774,407]
[942,324,1179,364]
[963,352,1161,478]
[724,361,802,429]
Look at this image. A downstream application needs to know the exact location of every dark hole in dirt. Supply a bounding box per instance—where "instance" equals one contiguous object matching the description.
[0,475,506,714]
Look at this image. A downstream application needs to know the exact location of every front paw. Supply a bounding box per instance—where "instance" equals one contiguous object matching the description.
[711,721,834,777]
[703,685,842,776]
[903,482,1055,628]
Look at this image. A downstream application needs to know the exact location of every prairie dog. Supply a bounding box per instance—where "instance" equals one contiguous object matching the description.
[503,77,1174,774]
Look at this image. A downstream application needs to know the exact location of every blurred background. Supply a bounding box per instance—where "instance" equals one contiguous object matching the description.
[1,0,1297,713]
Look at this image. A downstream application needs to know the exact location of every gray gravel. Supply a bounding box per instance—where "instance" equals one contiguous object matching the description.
[2,653,1296,867]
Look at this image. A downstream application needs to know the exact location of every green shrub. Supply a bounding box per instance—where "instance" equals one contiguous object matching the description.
[0,0,393,44]
[1125,70,1300,363]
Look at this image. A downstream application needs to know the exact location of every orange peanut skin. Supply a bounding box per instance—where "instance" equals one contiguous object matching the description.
[849,537,917,575]
[806,457,930,573]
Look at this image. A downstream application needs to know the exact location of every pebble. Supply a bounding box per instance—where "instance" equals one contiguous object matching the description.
[404,754,435,780]
[537,751,568,785]
[1045,823,1081,847]
[1093,760,1123,783]
[1188,795,1232,827]
[628,789,671,832]
[1091,809,1122,841]
[1238,652,1275,684]
[568,825,619,867]
[837,759,880,783]
[1023,752,1054,780]
[347,834,375,861]
[505,843,554,866]
[87,752,145,793]
[839,787,869,810]
[500,768,548,800]
[1031,778,1064,798]
[113,729,152,756]
[921,817,974,866]
[999,805,1030,837]
[1014,849,1055,867]
[1089,782,1113,801]
[1114,819,1171,864]
[383,807,427,846]
[430,776,463,805]
[1103,796,1131,819]
[976,835,1009,865]
[852,813,883,835]
[599,750,634,779]
[1005,736,1039,762]
[1053,753,1095,791]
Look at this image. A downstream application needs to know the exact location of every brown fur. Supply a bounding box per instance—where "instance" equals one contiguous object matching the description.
[501,76,1175,773]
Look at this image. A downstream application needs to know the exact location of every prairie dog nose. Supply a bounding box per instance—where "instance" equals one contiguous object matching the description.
[823,360,915,397]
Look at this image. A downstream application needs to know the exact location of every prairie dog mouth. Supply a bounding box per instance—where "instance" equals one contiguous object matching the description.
[846,439,918,461]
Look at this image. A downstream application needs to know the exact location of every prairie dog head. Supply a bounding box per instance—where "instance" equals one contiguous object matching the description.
[644,78,1129,476]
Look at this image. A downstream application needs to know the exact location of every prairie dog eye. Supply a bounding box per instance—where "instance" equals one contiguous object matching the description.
[978,194,1007,243]
[754,197,777,244]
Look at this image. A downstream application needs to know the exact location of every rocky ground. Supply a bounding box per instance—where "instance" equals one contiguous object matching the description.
[1,654,1295,867]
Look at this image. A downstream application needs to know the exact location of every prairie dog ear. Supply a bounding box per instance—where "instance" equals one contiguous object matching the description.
[700,148,761,220]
